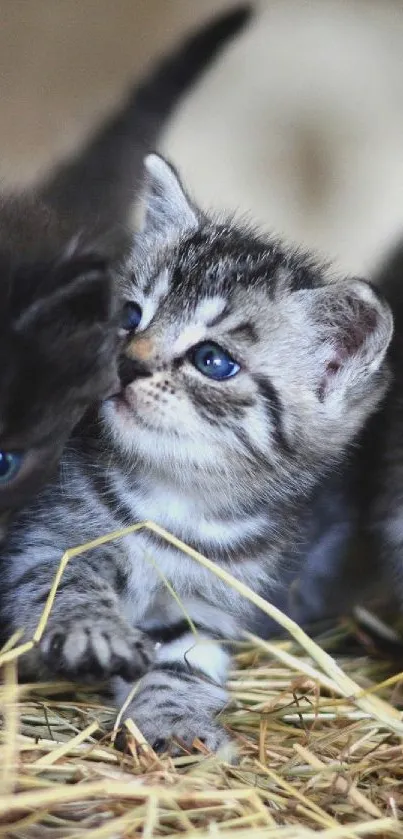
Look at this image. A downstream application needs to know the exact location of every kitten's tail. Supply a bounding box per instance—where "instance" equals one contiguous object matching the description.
[38,6,252,247]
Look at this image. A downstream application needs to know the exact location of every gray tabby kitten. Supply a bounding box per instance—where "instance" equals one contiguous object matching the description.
[0,155,393,753]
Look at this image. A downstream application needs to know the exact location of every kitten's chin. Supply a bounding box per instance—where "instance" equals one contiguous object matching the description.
[101,399,221,473]
[103,392,145,436]
[102,394,162,445]
[110,391,136,420]
[105,388,179,438]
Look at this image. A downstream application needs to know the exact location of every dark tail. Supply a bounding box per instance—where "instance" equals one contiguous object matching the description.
[38,6,252,249]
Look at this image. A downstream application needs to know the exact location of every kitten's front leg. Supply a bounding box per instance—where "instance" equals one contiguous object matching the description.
[4,554,154,683]
[115,631,231,754]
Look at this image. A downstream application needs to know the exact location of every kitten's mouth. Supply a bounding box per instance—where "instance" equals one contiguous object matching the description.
[112,386,155,430]
[112,387,134,410]
[108,356,153,416]
[111,390,157,435]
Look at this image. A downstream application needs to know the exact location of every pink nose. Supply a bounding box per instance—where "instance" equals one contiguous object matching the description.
[126,335,154,362]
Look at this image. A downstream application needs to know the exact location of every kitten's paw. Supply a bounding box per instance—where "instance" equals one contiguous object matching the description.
[129,714,230,756]
[40,617,154,682]
[115,668,230,755]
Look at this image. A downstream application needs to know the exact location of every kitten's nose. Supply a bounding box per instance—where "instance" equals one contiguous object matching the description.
[118,355,152,387]
[126,335,154,362]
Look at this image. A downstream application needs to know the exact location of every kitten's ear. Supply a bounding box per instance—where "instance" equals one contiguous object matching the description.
[138,153,198,236]
[15,259,115,336]
[310,279,393,401]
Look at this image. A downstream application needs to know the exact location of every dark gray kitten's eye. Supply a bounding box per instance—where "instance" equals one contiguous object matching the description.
[121,302,142,332]
[0,451,23,484]
[190,342,240,380]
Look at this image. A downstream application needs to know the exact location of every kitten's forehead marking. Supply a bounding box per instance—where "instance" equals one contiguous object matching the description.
[152,268,169,302]
[173,297,227,355]
[194,297,227,326]
[173,326,206,355]
[134,269,170,332]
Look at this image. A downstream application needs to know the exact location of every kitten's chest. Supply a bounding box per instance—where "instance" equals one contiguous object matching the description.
[130,478,265,552]
[118,480,269,624]
[122,529,260,630]
[132,481,214,539]
[122,482,229,603]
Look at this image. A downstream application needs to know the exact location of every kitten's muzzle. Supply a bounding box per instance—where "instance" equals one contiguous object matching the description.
[118,356,152,388]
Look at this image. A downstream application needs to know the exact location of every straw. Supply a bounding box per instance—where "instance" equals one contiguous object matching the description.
[0,519,402,837]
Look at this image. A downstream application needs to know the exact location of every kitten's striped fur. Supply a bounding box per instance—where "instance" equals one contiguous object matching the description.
[0,155,393,753]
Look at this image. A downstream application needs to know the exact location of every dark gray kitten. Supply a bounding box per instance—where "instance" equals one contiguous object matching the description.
[0,6,250,513]
[353,240,403,614]
[0,154,393,753]
[288,239,403,631]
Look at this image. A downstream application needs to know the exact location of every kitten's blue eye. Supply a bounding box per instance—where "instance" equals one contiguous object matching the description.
[0,451,23,484]
[190,342,240,380]
[122,302,142,331]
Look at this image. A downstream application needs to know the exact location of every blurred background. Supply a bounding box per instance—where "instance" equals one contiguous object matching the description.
[1,0,403,276]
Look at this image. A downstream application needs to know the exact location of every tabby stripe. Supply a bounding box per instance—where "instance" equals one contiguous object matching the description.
[146,620,224,644]
[137,521,274,563]
[153,661,205,680]
[205,304,231,328]
[90,466,275,563]
[186,384,253,424]
[88,470,136,527]
[255,376,291,453]
[2,562,56,592]
[233,426,265,463]
[227,321,258,343]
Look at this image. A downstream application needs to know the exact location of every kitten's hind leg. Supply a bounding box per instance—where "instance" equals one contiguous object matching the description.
[114,631,231,755]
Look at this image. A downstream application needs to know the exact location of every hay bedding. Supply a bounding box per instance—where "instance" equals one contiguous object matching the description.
[0,522,402,838]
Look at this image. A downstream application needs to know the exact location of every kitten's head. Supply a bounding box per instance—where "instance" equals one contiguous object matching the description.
[0,197,120,511]
[104,155,393,502]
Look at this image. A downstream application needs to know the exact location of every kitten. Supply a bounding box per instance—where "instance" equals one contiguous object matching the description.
[0,154,392,753]
[0,7,251,514]
[351,238,403,614]
[288,237,403,631]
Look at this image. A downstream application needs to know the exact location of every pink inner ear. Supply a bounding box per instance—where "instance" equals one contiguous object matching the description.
[339,295,378,357]
[317,294,379,402]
